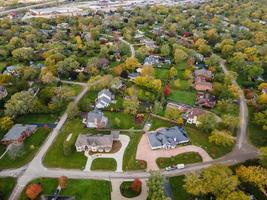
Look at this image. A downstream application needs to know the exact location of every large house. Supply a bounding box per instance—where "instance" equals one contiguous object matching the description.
[147,126,189,150]
[75,131,119,153]
[95,89,113,109]
[196,92,216,108]
[1,124,37,145]
[84,109,108,128]
[194,69,213,81]
[195,81,213,91]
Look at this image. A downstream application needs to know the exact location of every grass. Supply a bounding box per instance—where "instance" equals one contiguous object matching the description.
[123,132,147,170]
[43,118,88,169]
[91,158,117,171]
[155,68,169,80]
[0,128,50,169]
[16,114,58,124]
[156,152,202,169]
[248,123,267,147]
[78,91,97,112]
[0,177,16,200]
[104,111,145,129]
[186,126,233,159]
[19,178,111,200]
[150,117,176,130]
[120,181,141,198]
[63,83,82,96]
[169,176,191,200]
[168,89,196,105]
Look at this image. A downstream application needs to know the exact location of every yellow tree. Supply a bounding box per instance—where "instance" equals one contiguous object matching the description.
[140,65,154,77]
[255,32,266,45]
[124,57,140,71]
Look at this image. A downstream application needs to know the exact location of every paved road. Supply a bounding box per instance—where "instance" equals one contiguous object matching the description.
[1,51,259,200]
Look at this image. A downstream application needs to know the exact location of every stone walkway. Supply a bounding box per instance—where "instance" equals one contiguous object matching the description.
[111,179,148,200]
[84,135,130,172]
[136,134,213,170]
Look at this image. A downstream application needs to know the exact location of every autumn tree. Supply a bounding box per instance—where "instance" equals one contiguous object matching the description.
[174,49,188,64]
[257,93,267,104]
[25,183,42,200]
[165,106,181,121]
[184,165,240,199]
[168,67,177,79]
[209,130,235,147]
[124,57,140,71]
[123,96,139,115]
[236,166,267,196]
[12,47,34,62]
[147,171,168,200]
[58,176,68,189]
[131,178,142,193]
[163,85,171,97]
[134,76,161,92]
[140,65,154,77]
[0,116,14,133]
[222,114,239,132]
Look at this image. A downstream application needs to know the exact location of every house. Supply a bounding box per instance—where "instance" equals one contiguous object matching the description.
[95,89,113,109]
[144,55,160,66]
[196,92,216,108]
[194,69,213,80]
[141,39,159,50]
[195,81,213,91]
[111,79,123,90]
[183,108,204,125]
[134,30,145,40]
[0,86,8,100]
[128,72,140,81]
[75,131,119,153]
[84,109,108,128]
[3,66,18,76]
[1,124,37,145]
[147,126,189,150]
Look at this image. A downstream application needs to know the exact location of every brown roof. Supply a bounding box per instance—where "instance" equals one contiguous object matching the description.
[195,82,213,91]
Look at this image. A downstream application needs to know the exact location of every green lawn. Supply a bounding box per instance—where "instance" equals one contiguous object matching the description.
[168,89,196,105]
[91,158,117,171]
[43,118,90,169]
[104,112,145,129]
[155,68,169,80]
[19,178,111,200]
[120,181,141,198]
[248,122,267,147]
[78,91,97,112]
[150,117,176,130]
[186,126,233,159]
[123,132,146,170]
[156,152,202,169]
[0,177,16,200]
[16,114,58,124]
[0,128,50,169]
[63,83,82,96]
[169,176,191,200]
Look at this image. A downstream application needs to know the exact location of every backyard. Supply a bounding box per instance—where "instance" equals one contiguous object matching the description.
[0,128,50,169]
[168,89,196,106]
[19,178,111,200]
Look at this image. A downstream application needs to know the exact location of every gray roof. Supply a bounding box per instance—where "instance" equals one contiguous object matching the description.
[75,133,117,147]
[98,89,112,99]
[1,124,37,142]
[148,126,189,148]
[194,69,212,78]
[87,109,106,123]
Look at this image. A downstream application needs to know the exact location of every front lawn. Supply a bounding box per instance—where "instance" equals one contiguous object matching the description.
[120,181,141,198]
[16,114,58,124]
[19,178,111,200]
[0,128,50,169]
[0,177,16,200]
[156,152,202,169]
[91,158,117,171]
[43,118,88,169]
[186,126,233,159]
[123,132,147,171]
[168,90,196,106]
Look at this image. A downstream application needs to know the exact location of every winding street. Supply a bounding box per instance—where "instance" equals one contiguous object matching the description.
[0,44,259,200]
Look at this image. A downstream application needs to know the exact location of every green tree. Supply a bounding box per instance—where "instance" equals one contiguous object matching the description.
[12,47,34,62]
[222,114,239,132]
[197,113,218,133]
[168,67,177,79]
[123,96,139,115]
[66,102,79,119]
[259,147,267,168]
[164,106,181,121]
[209,130,235,147]
[160,44,170,56]
[174,49,188,64]
[254,109,267,130]
[147,171,169,200]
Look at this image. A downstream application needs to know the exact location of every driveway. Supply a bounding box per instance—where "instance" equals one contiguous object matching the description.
[111,179,148,200]
[136,134,213,170]
[84,134,130,172]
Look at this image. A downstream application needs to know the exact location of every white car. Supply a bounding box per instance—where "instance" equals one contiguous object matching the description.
[165,164,185,171]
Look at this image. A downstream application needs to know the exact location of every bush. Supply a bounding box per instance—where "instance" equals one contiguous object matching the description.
[120,181,141,198]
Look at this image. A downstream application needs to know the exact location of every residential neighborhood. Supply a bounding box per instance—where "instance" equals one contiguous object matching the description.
[0,0,266,200]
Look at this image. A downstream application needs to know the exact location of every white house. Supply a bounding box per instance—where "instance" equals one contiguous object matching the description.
[95,89,113,109]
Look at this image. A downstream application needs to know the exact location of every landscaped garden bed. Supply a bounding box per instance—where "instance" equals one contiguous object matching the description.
[91,158,117,171]
[120,180,142,198]
[156,152,202,169]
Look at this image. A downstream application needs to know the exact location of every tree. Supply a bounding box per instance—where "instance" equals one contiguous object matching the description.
[259,147,267,168]
[124,57,140,71]
[257,93,267,104]
[236,166,267,196]
[172,79,181,89]
[221,44,234,57]
[254,109,267,130]
[0,116,14,133]
[56,57,80,77]
[147,171,169,200]
[165,106,181,121]
[134,76,162,92]
[209,130,235,147]
[66,102,79,119]
[141,65,154,77]
[160,44,170,56]
[163,85,171,97]
[218,191,250,200]
[12,47,34,62]
[197,113,218,133]
[222,114,239,132]
[174,49,188,64]
[123,96,139,115]
[255,31,266,45]
[168,67,177,79]
[184,165,239,199]
[0,74,12,84]
[198,44,212,56]
[235,40,252,51]
[131,178,142,193]
[40,70,57,84]
[25,183,42,200]
[5,91,37,117]
[58,176,68,189]
[112,64,123,76]
[258,83,267,91]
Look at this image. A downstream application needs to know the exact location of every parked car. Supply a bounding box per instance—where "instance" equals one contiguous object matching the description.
[165,164,185,171]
